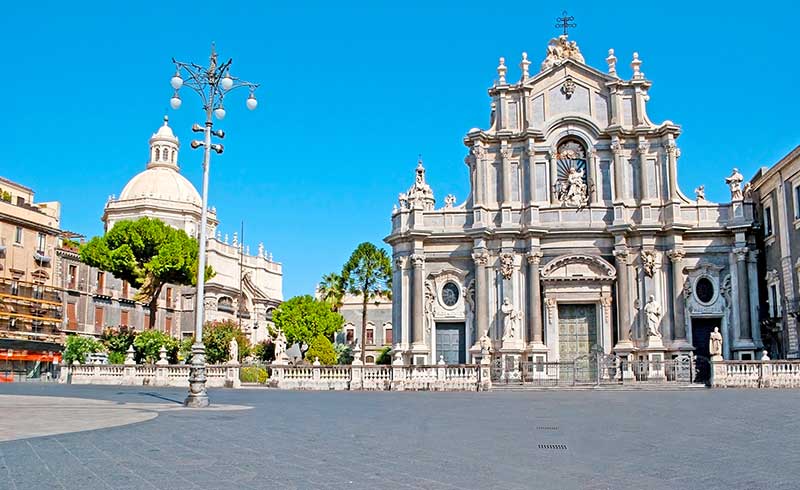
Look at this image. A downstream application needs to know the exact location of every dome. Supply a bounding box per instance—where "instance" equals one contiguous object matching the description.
[118,166,201,205]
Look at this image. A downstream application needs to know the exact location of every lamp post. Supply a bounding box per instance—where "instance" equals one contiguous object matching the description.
[170,44,259,407]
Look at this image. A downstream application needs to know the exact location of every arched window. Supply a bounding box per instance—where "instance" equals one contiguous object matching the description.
[218,296,234,313]
[171,150,176,163]
[154,148,160,161]
[365,355,375,364]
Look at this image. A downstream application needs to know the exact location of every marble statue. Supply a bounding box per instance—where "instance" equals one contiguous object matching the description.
[444,194,456,208]
[274,329,287,358]
[644,295,662,338]
[479,330,493,355]
[694,185,706,202]
[228,338,239,363]
[725,168,744,201]
[556,167,588,207]
[709,327,723,357]
[541,35,585,70]
[501,298,520,340]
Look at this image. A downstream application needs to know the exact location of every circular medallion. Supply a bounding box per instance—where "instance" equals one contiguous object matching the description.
[441,282,460,307]
[695,277,715,304]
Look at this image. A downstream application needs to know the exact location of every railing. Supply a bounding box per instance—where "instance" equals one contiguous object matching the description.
[270,362,485,391]
[63,362,241,388]
[712,359,800,388]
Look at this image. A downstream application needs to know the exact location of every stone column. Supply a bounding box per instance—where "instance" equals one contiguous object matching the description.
[501,145,512,207]
[472,251,489,339]
[611,139,626,202]
[667,249,687,344]
[526,251,544,346]
[411,254,426,346]
[665,142,679,201]
[638,141,649,202]
[392,256,406,347]
[734,247,752,341]
[613,248,633,347]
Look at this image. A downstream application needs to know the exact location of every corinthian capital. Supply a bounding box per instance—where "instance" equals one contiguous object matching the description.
[500,147,512,160]
[526,250,543,265]
[472,251,489,267]
[471,144,487,160]
[610,138,623,155]
[666,249,685,262]
[394,255,408,271]
[732,247,749,262]
[411,254,425,268]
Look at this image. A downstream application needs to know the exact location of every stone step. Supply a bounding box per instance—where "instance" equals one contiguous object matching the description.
[490,382,708,392]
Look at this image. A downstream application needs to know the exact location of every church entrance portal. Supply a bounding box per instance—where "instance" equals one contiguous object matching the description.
[558,304,598,362]
[435,323,465,364]
[691,317,719,383]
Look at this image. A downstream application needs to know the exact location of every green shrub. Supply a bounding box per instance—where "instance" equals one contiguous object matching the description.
[240,366,268,384]
[334,342,353,365]
[107,351,126,365]
[375,346,392,365]
[179,337,194,363]
[304,335,337,365]
[101,326,137,358]
[133,329,179,364]
[252,340,275,363]
[63,335,104,364]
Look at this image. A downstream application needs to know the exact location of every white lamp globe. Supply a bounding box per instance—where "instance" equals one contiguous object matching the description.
[170,96,182,110]
[221,75,234,90]
[214,107,226,120]
[170,75,183,90]
[246,94,258,111]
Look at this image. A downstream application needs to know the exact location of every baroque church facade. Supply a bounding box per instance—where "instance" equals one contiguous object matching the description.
[386,34,761,368]
[59,117,282,343]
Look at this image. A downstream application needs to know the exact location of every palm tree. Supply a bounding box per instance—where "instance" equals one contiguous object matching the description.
[342,242,392,364]
[318,272,345,313]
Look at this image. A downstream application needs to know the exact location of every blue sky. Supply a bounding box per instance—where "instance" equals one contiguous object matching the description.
[3,1,798,299]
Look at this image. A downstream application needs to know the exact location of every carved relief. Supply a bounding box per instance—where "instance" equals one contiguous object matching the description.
[204,296,217,310]
[561,77,576,98]
[641,250,656,277]
[541,254,617,281]
[499,253,515,280]
[541,34,585,70]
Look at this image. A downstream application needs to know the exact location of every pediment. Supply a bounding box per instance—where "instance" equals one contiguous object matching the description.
[524,59,617,92]
[541,254,616,281]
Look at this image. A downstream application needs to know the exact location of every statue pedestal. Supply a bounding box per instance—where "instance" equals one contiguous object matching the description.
[613,345,636,382]
[643,337,667,381]
[499,341,524,381]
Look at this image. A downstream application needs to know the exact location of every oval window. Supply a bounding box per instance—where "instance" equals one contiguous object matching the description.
[695,277,715,303]
[441,282,460,306]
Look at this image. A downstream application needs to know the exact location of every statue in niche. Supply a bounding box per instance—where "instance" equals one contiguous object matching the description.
[725,168,744,201]
[644,295,662,338]
[501,298,521,340]
[228,338,239,364]
[556,168,588,207]
[709,327,723,357]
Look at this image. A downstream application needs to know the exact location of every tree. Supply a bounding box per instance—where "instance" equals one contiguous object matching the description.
[318,272,345,312]
[342,242,392,363]
[272,295,343,358]
[375,346,392,365]
[202,320,251,364]
[133,330,179,363]
[63,335,104,364]
[334,342,354,365]
[100,326,137,357]
[79,217,213,330]
[304,335,337,365]
[252,340,275,363]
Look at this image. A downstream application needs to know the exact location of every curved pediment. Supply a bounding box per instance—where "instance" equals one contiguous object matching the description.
[541,254,616,281]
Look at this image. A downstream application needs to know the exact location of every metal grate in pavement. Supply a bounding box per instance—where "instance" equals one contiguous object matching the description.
[536,426,559,430]
[538,444,568,450]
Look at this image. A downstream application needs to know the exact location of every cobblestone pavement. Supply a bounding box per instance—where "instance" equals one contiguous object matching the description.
[0,384,798,490]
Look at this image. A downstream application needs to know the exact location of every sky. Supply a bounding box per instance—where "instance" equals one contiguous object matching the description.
[3,1,799,299]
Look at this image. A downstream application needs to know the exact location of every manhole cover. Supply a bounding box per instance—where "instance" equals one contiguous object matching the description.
[538,444,568,450]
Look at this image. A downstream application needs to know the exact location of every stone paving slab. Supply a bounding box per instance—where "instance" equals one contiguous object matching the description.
[0,384,799,489]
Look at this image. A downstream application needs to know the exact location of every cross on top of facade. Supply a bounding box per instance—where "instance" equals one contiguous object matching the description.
[555,11,576,36]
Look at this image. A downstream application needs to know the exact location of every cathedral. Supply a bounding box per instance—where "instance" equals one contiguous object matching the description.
[386,33,761,369]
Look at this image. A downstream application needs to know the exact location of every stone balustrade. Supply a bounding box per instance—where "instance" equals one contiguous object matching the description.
[61,362,240,389]
[712,359,800,388]
[270,361,488,392]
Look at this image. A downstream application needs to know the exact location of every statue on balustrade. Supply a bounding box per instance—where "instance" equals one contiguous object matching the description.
[228,338,239,364]
[709,327,723,358]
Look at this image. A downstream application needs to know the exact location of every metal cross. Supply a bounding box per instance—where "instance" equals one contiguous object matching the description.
[556,11,576,36]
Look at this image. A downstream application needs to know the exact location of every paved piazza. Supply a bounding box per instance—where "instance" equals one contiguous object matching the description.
[0,385,798,489]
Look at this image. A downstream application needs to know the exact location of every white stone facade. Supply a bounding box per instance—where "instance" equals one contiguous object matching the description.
[386,35,761,368]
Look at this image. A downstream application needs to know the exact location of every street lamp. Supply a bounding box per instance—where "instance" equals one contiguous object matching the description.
[170,44,259,407]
